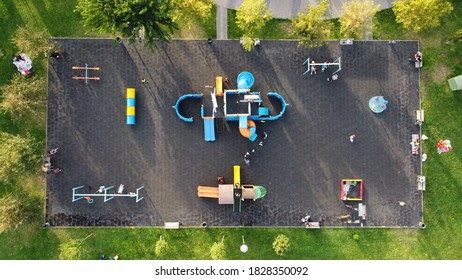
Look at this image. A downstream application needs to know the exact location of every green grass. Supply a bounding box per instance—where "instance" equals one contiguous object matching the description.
[2,0,462,260]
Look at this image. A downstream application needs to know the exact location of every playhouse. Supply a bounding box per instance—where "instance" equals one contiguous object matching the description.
[197,165,267,212]
[173,72,288,142]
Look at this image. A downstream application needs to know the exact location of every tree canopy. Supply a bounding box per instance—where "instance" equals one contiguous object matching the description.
[0,74,47,119]
[292,0,332,47]
[11,25,56,59]
[393,0,453,33]
[236,0,273,51]
[339,0,380,39]
[172,0,213,27]
[0,194,23,234]
[75,0,178,48]
[0,132,37,183]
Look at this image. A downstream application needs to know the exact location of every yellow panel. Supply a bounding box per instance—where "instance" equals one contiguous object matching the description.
[127,106,135,116]
[233,165,240,187]
[216,76,223,95]
[126,88,136,98]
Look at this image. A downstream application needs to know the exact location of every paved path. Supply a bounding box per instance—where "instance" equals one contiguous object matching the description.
[216,5,228,39]
[214,0,394,19]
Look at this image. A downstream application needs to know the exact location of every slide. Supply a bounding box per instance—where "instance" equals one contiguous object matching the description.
[203,117,216,141]
[239,120,257,141]
[237,71,254,89]
[197,186,219,198]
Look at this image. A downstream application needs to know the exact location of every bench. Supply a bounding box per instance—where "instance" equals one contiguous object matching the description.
[164,222,180,229]
[340,38,354,45]
[305,222,320,229]
[417,176,426,191]
[358,203,367,220]
[415,110,424,125]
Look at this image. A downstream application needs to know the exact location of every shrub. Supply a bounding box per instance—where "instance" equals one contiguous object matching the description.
[210,241,226,260]
[155,236,169,257]
[273,234,290,256]
[59,239,84,260]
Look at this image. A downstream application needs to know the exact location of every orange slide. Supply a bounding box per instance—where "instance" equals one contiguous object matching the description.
[239,120,256,139]
[197,186,219,198]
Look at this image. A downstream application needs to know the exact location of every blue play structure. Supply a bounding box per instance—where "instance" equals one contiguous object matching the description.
[369,96,388,113]
[172,94,204,122]
[173,72,289,142]
[203,118,216,141]
[126,88,136,125]
[237,71,255,89]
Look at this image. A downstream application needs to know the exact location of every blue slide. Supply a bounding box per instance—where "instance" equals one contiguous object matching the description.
[204,118,216,141]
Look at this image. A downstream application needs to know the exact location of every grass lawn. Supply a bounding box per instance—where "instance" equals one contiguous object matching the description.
[1,0,462,260]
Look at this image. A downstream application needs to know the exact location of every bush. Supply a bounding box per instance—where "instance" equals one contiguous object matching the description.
[210,241,226,260]
[353,233,360,241]
[273,234,290,256]
[155,236,169,257]
[59,239,84,260]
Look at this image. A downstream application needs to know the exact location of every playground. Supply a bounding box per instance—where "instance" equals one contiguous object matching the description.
[46,39,422,227]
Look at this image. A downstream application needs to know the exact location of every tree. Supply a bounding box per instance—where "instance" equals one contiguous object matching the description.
[339,0,380,39]
[172,0,213,27]
[210,236,226,260]
[155,235,169,257]
[393,0,453,33]
[236,0,273,51]
[59,239,84,260]
[0,194,23,233]
[0,74,47,119]
[273,234,290,256]
[59,233,93,260]
[0,132,37,183]
[291,0,332,47]
[74,0,178,48]
[11,25,57,59]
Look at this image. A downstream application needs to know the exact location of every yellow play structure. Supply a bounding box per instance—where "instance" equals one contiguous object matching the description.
[197,165,267,212]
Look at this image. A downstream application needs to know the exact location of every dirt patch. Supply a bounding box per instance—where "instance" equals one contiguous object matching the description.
[433,64,452,84]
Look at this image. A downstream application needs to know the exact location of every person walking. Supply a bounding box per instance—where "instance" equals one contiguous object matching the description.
[48,148,59,156]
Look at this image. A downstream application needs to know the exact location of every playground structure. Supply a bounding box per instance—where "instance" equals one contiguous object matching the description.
[303,57,341,76]
[126,88,136,125]
[369,96,388,113]
[341,179,363,201]
[72,64,100,84]
[173,71,288,142]
[340,179,366,224]
[72,185,145,203]
[197,165,267,212]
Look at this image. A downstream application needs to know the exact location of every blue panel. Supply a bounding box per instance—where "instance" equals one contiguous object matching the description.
[204,118,215,141]
[259,107,269,117]
[127,98,136,107]
[127,115,136,125]
[239,116,248,128]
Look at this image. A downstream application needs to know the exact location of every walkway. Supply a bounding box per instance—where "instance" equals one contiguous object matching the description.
[214,0,394,19]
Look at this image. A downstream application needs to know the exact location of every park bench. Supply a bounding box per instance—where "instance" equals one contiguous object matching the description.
[164,222,180,229]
